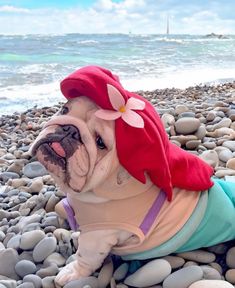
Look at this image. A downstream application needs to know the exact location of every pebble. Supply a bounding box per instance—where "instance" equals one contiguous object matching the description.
[0,172,20,182]
[162,265,203,288]
[6,234,21,250]
[33,236,57,263]
[225,269,235,284]
[218,149,234,163]
[17,283,34,288]
[223,141,235,152]
[63,277,99,288]
[124,259,171,287]
[41,276,56,288]
[15,260,37,278]
[0,248,19,280]
[226,158,235,170]
[98,259,113,288]
[162,256,185,269]
[194,125,207,139]
[22,162,48,178]
[23,275,42,288]
[113,263,129,281]
[36,263,59,278]
[188,280,234,288]
[200,265,221,280]
[0,280,17,288]
[226,247,235,268]
[175,105,189,115]
[175,117,200,135]
[177,250,216,263]
[44,252,66,267]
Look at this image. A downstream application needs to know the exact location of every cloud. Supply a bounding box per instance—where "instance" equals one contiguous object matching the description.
[0,0,234,35]
[0,5,30,13]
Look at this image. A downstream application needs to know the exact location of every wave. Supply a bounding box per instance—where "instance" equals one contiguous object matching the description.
[122,67,235,91]
[78,40,99,45]
[0,82,64,115]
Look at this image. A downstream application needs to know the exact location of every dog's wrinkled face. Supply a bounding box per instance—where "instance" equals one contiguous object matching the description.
[31,96,119,197]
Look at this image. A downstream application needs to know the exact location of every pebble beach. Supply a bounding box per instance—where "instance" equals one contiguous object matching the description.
[1,82,235,288]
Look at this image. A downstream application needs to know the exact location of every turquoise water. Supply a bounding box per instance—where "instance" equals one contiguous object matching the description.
[0,33,235,115]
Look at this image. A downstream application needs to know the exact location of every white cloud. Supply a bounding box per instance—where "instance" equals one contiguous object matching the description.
[0,5,30,13]
[0,1,234,35]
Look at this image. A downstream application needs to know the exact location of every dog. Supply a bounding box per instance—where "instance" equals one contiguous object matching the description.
[31,66,235,286]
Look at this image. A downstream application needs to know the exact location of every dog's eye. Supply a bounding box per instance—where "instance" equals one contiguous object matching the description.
[96,136,106,150]
[60,106,69,115]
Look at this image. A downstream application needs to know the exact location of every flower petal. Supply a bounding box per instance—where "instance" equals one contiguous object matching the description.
[95,109,121,120]
[126,97,145,111]
[107,84,125,111]
[122,110,145,128]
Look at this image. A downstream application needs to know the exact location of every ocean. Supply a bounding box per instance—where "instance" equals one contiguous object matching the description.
[0,33,235,115]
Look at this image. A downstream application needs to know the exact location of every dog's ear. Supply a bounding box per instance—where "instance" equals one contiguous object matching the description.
[94,165,152,200]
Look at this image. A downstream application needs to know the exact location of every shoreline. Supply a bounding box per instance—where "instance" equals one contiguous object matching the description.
[1,81,235,287]
[0,80,235,118]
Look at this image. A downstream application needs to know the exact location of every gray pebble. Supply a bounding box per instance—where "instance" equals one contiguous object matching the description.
[41,276,56,288]
[41,216,59,228]
[0,248,19,280]
[0,230,5,241]
[6,234,21,250]
[17,215,42,231]
[36,263,59,278]
[33,236,57,263]
[0,172,20,182]
[44,252,66,267]
[113,263,129,281]
[19,251,34,262]
[15,260,37,278]
[17,283,35,288]
[20,230,45,250]
[200,265,222,280]
[23,275,42,288]
[64,277,99,288]
[23,162,48,178]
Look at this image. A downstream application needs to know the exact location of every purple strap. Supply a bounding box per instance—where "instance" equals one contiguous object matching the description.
[62,198,79,231]
[139,189,166,235]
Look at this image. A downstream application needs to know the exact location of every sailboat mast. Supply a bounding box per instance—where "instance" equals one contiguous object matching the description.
[166,16,169,35]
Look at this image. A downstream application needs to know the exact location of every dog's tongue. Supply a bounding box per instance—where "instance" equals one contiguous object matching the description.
[50,142,66,158]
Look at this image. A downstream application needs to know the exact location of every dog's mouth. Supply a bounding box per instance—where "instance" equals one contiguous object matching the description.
[32,124,82,171]
[49,142,66,158]
[35,141,67,170]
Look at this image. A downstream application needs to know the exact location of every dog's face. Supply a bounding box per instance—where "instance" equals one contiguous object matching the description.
[31,96,152,201]
[31,97,118,195]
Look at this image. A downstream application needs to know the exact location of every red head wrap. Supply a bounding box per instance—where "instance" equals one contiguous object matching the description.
[60,65,214,200]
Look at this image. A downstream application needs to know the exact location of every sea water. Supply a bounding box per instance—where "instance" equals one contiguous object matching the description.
[0,33,235,115]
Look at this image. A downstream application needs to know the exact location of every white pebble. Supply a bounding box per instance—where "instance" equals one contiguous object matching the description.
[188,279,234,288]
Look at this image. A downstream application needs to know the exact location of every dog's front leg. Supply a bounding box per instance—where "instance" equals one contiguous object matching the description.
[55,229,119,286]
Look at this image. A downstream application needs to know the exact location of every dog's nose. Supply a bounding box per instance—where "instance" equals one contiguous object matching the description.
[62,125,81,141]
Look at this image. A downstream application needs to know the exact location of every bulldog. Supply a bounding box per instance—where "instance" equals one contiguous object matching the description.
[31,66,235,286]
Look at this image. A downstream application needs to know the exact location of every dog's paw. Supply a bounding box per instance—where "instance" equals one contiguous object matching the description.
[55,261,91,287]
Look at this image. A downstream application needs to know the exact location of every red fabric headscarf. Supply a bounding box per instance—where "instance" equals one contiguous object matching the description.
[60,65,214,201]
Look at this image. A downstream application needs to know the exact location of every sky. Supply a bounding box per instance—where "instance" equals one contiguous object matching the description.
[0,0,234,35]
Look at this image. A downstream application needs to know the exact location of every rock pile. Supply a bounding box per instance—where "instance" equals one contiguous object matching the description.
[0,82,235,288]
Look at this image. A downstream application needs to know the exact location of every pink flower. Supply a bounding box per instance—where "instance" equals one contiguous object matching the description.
[95,84,145,128]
